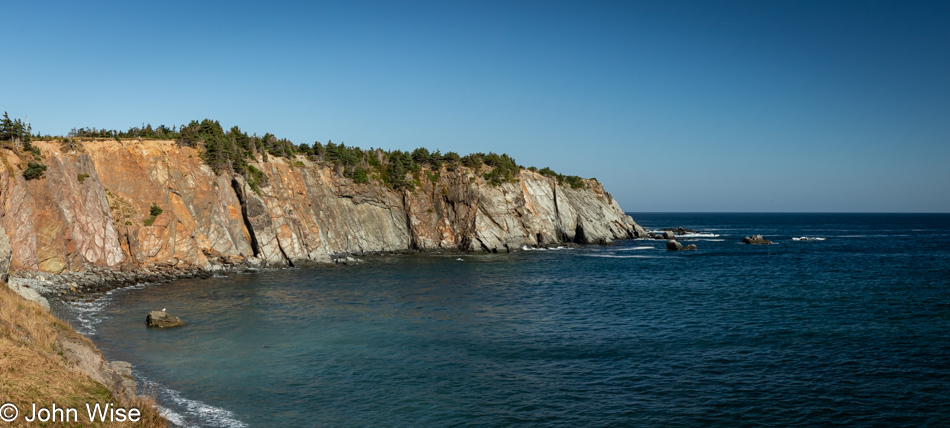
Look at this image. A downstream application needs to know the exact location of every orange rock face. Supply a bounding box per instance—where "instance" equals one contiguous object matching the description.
[0,140,647,275]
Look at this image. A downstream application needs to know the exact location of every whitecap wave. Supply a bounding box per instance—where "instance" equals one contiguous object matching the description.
[67,282,147,335]
[69,298,112,335]
[582,254,656,259]
[616,246,656,251]
[792,237,827,241]
[677,232,720,238]
[141,376,246,428]
[646,230,720,238]
[521,245,571,251]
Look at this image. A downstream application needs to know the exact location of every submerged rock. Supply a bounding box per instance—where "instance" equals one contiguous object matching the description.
[742,235,772,245]
[146,310,185,328]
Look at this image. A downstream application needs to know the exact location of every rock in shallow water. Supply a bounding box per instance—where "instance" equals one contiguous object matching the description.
[146,310,185,328]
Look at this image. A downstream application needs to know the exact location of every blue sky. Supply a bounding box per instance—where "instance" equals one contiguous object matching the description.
[2,1,948,212]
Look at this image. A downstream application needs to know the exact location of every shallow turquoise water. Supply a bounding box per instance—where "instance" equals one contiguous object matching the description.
[68,214,950,426]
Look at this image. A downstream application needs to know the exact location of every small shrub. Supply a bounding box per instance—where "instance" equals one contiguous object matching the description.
[23,162,47,180]
[564,175,586,189]
[144,203,163,226]
[77,173,89,183]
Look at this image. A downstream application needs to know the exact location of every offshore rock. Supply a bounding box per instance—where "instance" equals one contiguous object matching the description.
[742,235,772,245]
[666,240,683,251]
[662,226,697,235]
[146,310,185,328]
[1,140,649,281]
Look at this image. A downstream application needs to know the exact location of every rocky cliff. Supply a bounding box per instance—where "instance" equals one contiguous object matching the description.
[0,140,647,278]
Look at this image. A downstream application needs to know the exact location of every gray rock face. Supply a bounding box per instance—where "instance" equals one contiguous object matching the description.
[742,235,772,245]
[662,230,676,240]
[1,140,650,276]
[0,223,10,282]
[109,361,137,395]
[146,310,185,328]
[6,278,51,312]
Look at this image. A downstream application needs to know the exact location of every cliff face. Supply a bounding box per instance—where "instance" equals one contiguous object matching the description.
[0,140,647,275]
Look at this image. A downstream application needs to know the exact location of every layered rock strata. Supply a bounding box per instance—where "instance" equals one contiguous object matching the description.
[1,140,647,279]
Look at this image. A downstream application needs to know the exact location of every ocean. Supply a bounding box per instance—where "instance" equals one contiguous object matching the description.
[55,213,950,427]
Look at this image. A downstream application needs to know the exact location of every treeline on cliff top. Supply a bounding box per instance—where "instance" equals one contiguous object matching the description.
[0,112,48,180]
[3,114,590,191]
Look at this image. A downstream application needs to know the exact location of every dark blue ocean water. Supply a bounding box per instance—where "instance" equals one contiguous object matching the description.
[69,214,950,427]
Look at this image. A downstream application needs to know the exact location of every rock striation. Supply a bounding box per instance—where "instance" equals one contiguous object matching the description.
[1,140,648,280]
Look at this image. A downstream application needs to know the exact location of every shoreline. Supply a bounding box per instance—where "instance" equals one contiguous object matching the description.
[9,241,598,309]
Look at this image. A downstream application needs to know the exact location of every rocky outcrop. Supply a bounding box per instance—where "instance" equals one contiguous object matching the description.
[666,240,697,251]
[662,227,697,235]
[0,140,648,278]
[0,223,10,282]
[742,235,772,245]
[6,278,51,311]
[57,333,139,401]
[146,310,185,328]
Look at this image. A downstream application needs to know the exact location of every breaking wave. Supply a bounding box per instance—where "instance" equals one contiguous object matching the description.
[140,376,246,428]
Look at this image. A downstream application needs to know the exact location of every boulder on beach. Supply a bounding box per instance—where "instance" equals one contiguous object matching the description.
[742,235,772,245]
[146,310,185,328]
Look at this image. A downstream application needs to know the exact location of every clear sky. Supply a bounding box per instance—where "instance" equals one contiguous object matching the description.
[2,1,948,212]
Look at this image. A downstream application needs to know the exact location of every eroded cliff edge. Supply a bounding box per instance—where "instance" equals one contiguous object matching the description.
[0,140,647,277]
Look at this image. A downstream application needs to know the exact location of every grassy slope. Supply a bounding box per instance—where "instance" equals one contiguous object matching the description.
[0,283,167,427]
